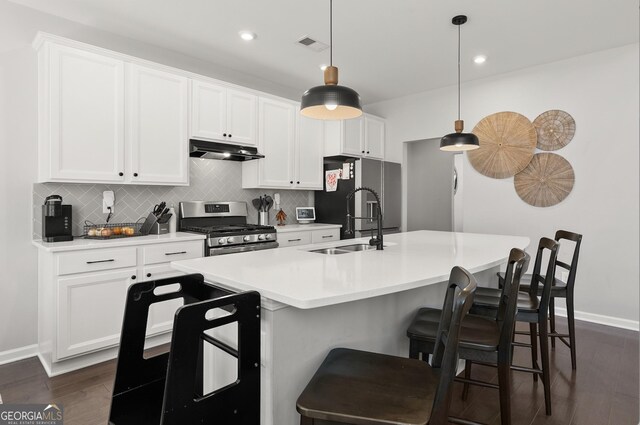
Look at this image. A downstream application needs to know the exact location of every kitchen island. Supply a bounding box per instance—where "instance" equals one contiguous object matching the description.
[172,230,529,425]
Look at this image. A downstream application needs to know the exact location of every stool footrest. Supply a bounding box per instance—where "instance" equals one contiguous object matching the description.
[454,376,500,390]
[511,364,542,375]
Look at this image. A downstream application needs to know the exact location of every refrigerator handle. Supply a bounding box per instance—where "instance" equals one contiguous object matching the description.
[453,167,458,195]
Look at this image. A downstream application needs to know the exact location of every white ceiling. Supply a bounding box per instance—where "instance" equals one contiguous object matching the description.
[9,0,639,104]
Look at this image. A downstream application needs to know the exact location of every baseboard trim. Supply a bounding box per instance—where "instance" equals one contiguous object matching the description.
[0,344,38,366]
[554,307,639,332]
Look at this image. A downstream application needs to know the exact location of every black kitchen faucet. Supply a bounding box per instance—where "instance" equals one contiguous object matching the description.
[344,187,384,250]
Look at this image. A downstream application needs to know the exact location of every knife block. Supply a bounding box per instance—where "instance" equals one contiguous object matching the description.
[149,222,170,235]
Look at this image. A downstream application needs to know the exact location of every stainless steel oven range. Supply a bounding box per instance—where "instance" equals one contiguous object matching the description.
[179,201,278,256]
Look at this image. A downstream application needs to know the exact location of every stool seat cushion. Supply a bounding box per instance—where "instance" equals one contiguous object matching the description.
[297,348,438,425]
[407,308,500,351]
[497,272,568,296]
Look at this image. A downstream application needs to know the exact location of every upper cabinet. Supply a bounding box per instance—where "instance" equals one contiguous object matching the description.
[191,80,257,146]
[127,64,189,185]
[323,113,385,160]
[40,44,126,183]
[242,98,323,190]
[36,37,189,185]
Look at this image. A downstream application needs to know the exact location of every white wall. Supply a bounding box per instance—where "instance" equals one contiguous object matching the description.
[367,44,640,326]
[0,0,303,356]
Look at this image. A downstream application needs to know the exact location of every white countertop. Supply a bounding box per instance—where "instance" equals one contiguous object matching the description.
[172,230,529,309]
[32,232,205,252]
[275,223,342,233]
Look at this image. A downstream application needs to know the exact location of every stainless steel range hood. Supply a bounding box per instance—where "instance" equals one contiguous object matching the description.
[189,139,265,161]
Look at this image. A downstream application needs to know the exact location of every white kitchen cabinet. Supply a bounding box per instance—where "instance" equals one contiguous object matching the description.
[243,98,323,190]
[276,225,342,248]
[191,80,257,146]
[242,97,296,189]
[127,64,189,185]
[39,43,125,183]
[364,115,385,160]
[323,113,385,160]
[295,116,324,189]
[36,236,204,375]
[36,37,190,186]
[57,268,136,359]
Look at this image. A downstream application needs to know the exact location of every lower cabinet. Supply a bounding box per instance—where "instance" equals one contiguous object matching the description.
[39,239,203,368]
[277,227,341,248]
[56,267,136,359]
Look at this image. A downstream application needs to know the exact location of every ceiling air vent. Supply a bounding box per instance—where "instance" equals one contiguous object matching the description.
[296,35,329,52]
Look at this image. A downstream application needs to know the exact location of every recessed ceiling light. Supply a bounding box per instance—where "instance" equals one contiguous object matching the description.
[320,64,328,71]
[473,55,487,64]
[239,31,257,41]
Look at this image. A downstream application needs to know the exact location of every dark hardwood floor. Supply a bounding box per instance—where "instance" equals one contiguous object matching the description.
[0,319,637,425]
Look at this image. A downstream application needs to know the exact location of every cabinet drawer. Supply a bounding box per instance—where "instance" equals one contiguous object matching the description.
[142,241,203,265]
[311,229,340,244]
[57,247,137,276]
[277,231,312,248]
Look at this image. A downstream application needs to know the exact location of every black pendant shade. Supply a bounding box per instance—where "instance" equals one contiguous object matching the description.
[300,0,363,120]
[440,15,479,152]
[300,83,362,120]
[440,131,480,151]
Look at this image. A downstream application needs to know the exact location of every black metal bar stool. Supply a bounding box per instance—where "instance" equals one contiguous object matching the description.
[108,274,261,425]
[471,238,559,416]
[296,267,477,425]
[406,248,530,425]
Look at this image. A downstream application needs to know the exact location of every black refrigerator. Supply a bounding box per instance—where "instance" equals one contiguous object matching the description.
[314,157,401,240]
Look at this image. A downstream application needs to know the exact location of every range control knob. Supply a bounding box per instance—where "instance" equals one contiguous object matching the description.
[243,235,251,242]
[258,234,265,240]
[265,234,272,240]
[218,238,227,245]
[227,237,235,244]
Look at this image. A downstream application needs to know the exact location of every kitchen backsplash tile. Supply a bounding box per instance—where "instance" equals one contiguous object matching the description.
[33,158,314,239]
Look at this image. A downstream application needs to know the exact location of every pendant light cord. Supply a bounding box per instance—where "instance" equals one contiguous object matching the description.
[457,23,461,120]
[330,0,333,67]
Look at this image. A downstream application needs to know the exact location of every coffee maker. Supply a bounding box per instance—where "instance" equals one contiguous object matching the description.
[42,195,73,242]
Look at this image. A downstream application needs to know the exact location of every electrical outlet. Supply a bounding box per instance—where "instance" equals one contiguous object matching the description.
[103,191,115,214]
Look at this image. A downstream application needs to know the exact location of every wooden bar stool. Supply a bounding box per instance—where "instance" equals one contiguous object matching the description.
[296,266,477,425]
[471,238,559,416]
[406,248,530,425]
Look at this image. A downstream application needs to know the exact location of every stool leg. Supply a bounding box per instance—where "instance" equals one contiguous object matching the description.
[498,361,512,425]
[539,319,552,415]
[300,416,313,425]
[529,323,539,382]
[462,360,472,400]
[549,297,556,349]
[567,294,577,370]
[409,339,419,360]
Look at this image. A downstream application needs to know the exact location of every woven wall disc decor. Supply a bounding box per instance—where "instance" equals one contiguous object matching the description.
[468,112,537,179]
[533,110,576,151]
[514,153,575,207]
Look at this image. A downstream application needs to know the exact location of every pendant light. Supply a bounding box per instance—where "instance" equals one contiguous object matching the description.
[300,0,362,120]
[440,15,480,151]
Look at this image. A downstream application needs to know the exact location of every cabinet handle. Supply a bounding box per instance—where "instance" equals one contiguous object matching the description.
[322,235,334,238]
[146,273,152,278]
[290,181,293,184]
[86,259,115,264]
[361,150,365,154]
[296,181,300,184]
[228,134,232,138]
[288,238,301,242]
[133,173,138,177]
[118,172,124,177]
[223,133,227,137]
[131,275,137,280]
[366,151,370,154]
[165,251,187,256]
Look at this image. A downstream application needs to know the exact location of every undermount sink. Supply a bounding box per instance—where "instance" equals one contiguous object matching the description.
[308,247,351,255]
[335,244,376,252]
[308,243,383,255]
